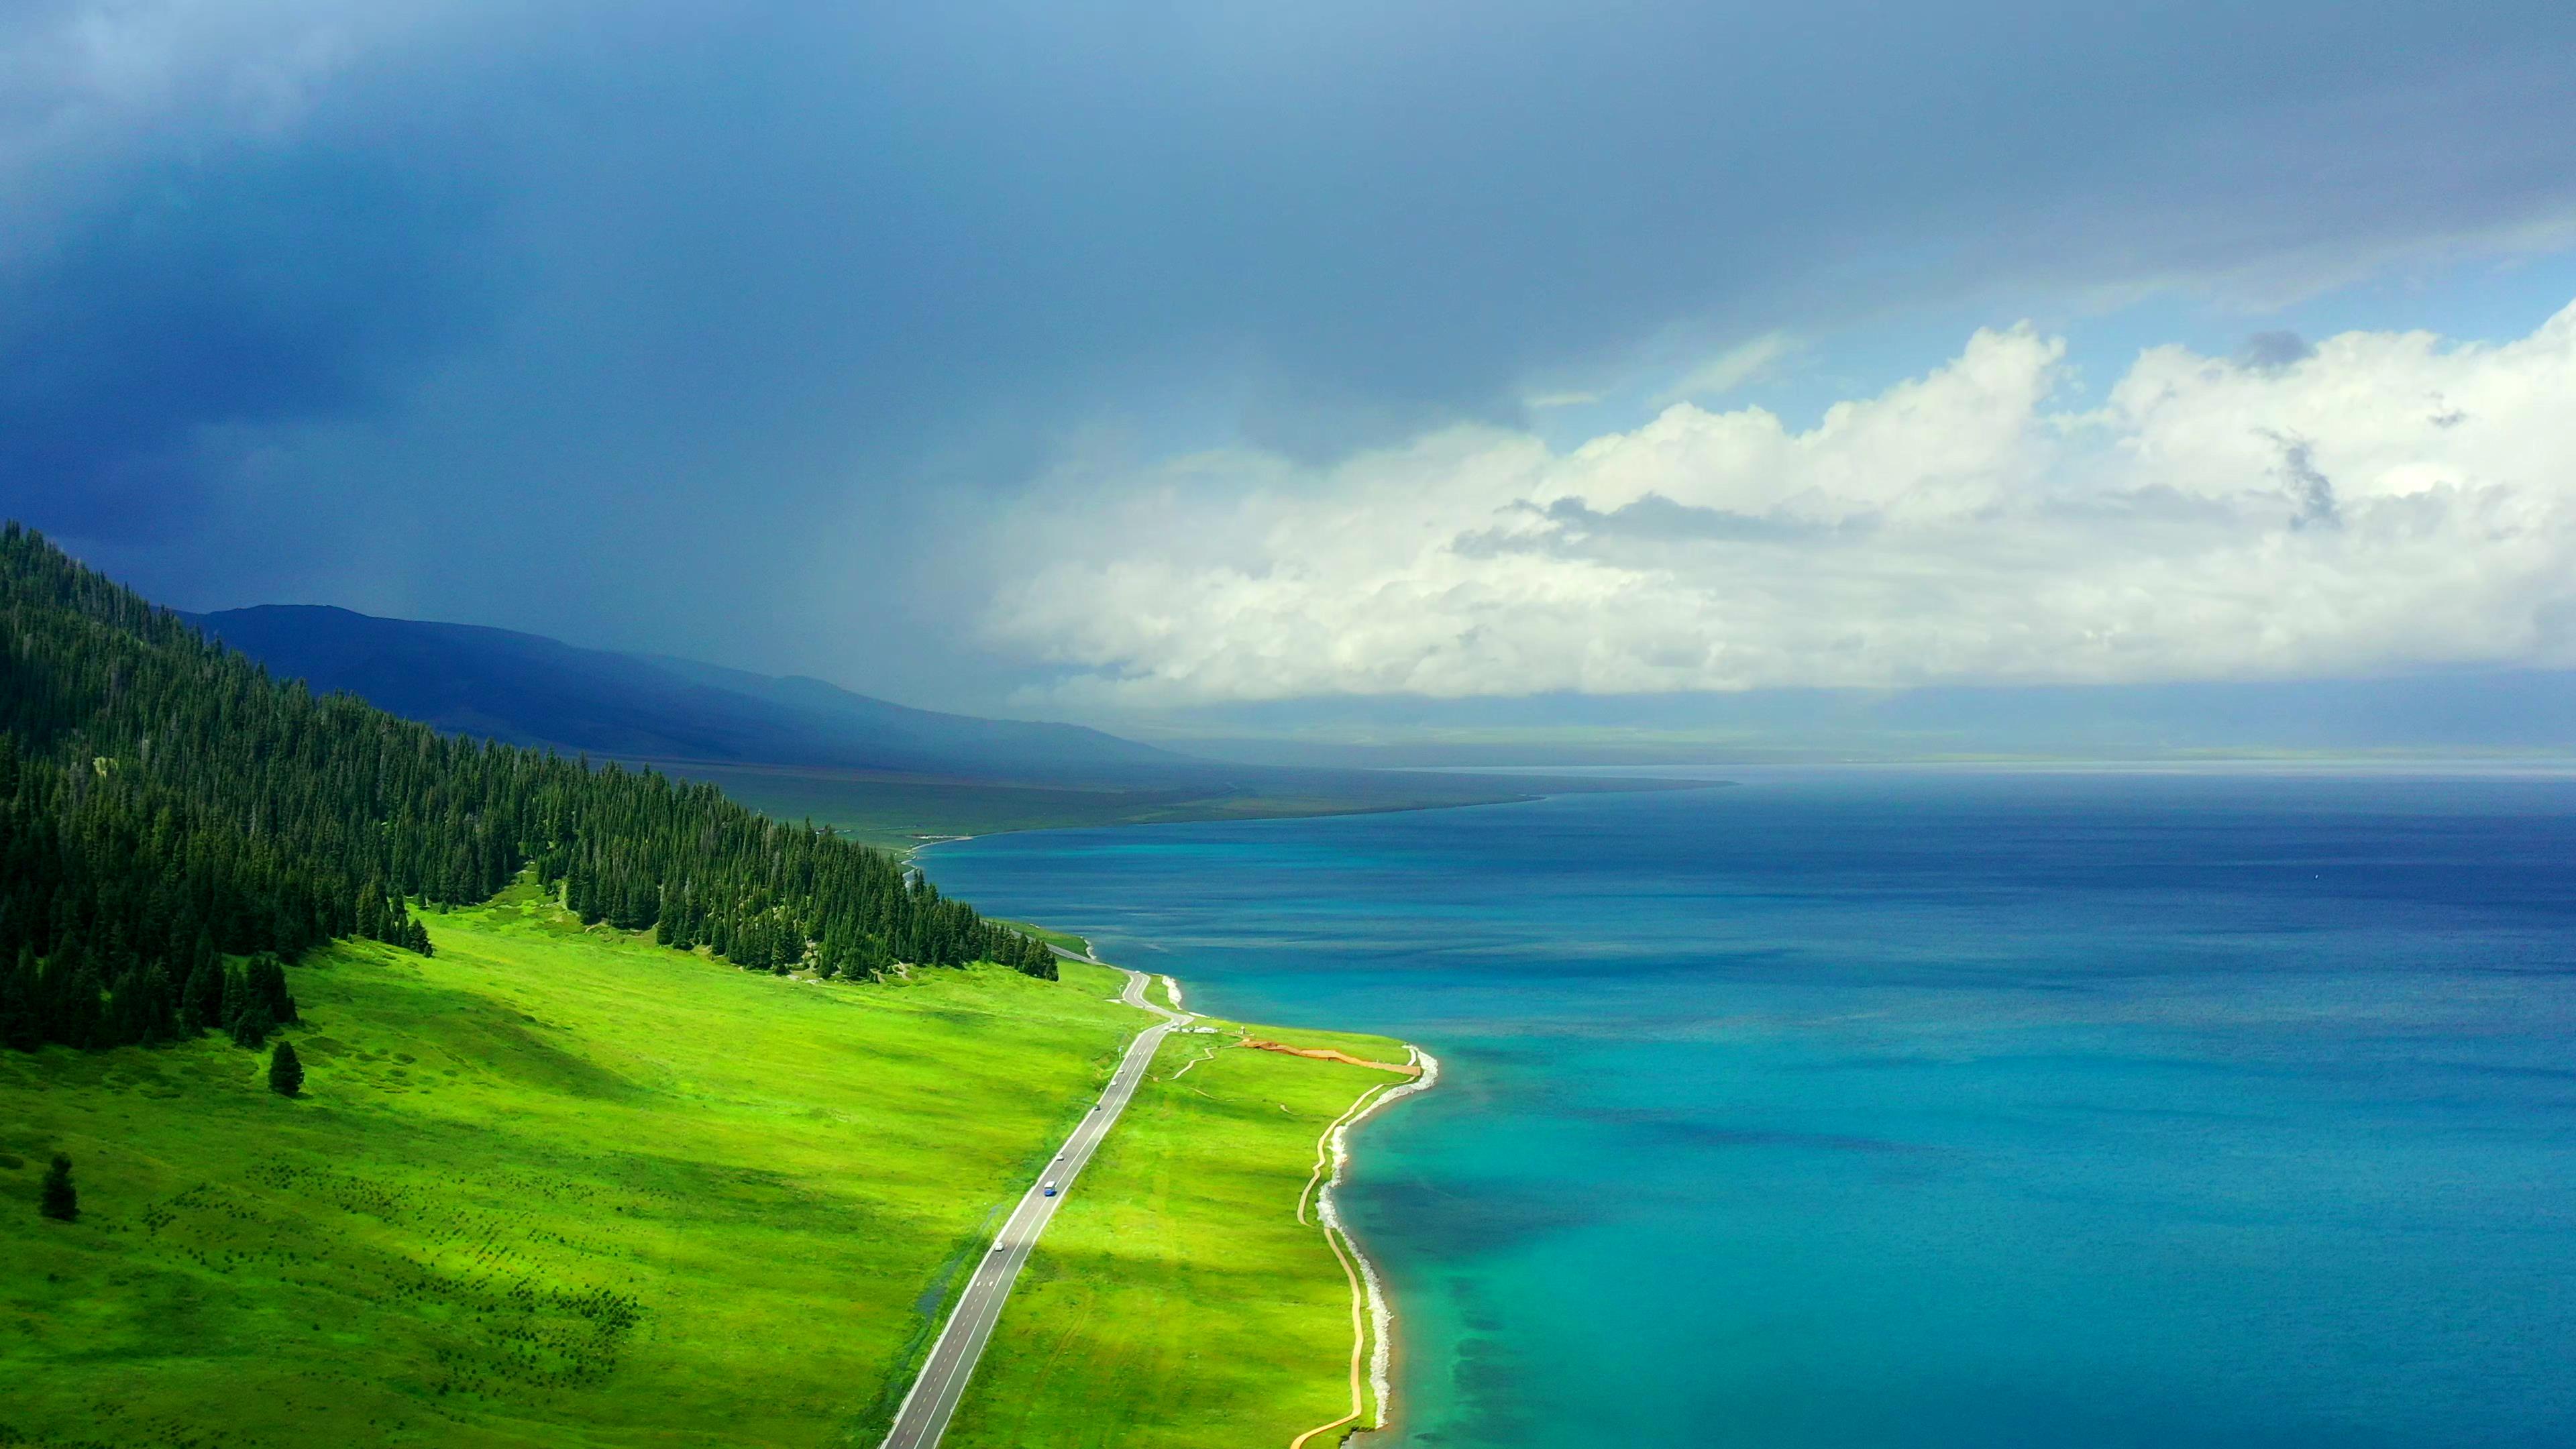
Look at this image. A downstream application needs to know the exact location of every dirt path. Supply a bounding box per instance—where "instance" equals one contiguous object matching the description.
[1243,1037,1423,1077]
[1289,1216,1373,1449]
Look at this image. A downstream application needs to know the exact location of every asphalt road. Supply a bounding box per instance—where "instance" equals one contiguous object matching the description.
[879,961,1191,1449]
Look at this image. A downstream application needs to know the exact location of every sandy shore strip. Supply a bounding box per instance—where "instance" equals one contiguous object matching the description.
[1294,1043,1442,1444]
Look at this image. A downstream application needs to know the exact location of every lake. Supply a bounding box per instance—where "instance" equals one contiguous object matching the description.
[929,769,2576,1448]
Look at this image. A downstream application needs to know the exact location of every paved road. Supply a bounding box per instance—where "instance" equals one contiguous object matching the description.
[880,961,1191,1449]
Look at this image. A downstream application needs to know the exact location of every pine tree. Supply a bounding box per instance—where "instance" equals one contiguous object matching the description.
[180,956,223,1035]
[227,990,275,1051]
[60,959,105,1050]
[268,1040,304,1097]
[0,946,38,1051]
[40,1153,76,1222]
[244,953,298,1026]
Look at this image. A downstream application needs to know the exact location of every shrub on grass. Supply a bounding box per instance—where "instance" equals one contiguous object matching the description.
[40,1153,76,1222]
[269,1040,305,1097]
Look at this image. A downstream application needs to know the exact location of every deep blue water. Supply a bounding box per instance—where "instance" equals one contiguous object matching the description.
[928,771,2576,1448]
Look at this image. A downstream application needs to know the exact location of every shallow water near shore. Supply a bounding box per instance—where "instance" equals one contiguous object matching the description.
[930,771,2576,1448]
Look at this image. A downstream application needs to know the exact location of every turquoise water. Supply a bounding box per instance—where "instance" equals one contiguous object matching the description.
[928,771,2576,1447]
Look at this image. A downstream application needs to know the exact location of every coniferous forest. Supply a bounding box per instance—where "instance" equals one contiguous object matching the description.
[0,523,1058,1054]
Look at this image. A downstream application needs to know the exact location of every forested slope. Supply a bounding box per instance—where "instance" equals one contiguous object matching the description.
[0,524,1053,1055]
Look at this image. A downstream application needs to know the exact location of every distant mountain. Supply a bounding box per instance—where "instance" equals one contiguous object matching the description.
[189,604,1188,782]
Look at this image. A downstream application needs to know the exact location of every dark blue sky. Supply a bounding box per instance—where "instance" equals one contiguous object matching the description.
[9,1,2576,721]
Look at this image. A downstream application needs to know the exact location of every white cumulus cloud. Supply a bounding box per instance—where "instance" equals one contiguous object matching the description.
[985,304,2576,705]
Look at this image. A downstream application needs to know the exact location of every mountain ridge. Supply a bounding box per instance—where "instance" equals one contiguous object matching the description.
[187,604,1185,784]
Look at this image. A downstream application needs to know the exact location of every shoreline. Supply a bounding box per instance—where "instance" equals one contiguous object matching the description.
[1075,954,1446,1444]
[1309,1042,1442,1441]
[901,830,1444,1444]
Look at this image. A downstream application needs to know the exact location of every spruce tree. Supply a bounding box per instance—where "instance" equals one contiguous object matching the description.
[180,957,223,1036]
[40,1153,76,1222]
[1,946,38,1051]
[244,953,298,1026]
[268,1040,305,1097]
[227,994,275,1051]
[60,960,105,1050]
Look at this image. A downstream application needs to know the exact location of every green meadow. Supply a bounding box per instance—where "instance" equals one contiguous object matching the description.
[0,881,1145,1448]
[945,1020,1418,1449]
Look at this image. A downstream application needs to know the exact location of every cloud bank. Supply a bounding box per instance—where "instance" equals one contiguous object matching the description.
[6,2,2575,709]
[989,306,2576,704]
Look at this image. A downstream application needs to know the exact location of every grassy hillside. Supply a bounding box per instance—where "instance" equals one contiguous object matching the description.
[945,1020,1419,1448]
[0,882,1143,1448]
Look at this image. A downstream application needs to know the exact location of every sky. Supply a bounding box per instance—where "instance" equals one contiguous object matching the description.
[9,1,2576,733]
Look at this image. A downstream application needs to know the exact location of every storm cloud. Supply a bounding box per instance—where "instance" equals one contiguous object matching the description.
[7,1,2575,708]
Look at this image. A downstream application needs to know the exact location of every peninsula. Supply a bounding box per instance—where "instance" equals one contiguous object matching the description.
[0,527,1436,1446]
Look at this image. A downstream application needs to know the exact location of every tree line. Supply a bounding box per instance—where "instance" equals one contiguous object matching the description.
[0,523,1056,1054]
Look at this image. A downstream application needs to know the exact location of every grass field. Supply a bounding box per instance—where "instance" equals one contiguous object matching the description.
[0,880,1146,1448]
[942,1020,1419,1449]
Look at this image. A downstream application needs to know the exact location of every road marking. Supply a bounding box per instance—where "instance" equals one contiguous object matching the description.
[878,963,1187,1449]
